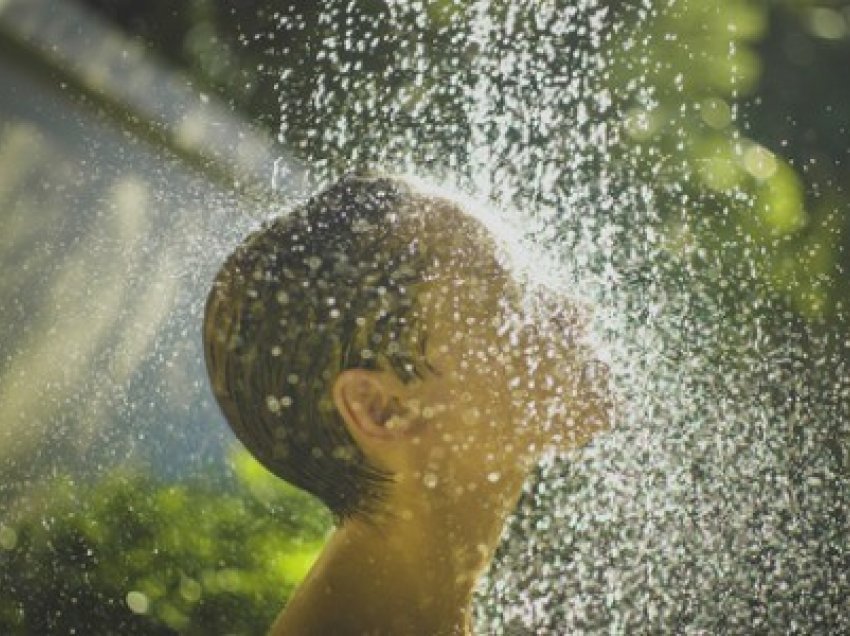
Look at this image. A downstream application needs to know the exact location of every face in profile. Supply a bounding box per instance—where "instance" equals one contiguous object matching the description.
[335,197,611,511]
[205,174,611,527]
[206,176,612,635]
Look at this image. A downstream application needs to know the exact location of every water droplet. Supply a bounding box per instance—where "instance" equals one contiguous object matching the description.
[126,591,149,614]
[266,395,281,413]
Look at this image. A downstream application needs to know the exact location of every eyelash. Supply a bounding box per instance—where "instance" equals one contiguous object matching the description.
[418,332,441,377]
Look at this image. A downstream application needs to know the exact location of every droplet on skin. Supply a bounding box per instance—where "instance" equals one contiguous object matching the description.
[429,445,447,460]
[406,399,422,416]
[385,415,406,431]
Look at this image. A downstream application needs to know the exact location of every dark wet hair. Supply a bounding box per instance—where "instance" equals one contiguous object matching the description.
[203,174,438,522]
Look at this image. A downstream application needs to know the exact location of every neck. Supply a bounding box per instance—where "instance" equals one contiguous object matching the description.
[271,466,529,636]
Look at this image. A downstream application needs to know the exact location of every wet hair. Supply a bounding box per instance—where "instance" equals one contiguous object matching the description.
[203,174,440,522]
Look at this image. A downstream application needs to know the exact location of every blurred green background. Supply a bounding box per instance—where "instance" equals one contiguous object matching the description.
[1,0,848,633]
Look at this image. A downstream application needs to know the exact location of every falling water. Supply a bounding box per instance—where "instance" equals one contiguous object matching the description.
[1,0,847,633]
[260,0,850,633]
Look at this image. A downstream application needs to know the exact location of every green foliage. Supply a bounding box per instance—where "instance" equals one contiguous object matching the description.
[0,449,332,635]
[605,0,850,323]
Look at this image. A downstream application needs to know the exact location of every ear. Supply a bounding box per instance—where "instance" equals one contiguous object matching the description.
[332,368,417,442]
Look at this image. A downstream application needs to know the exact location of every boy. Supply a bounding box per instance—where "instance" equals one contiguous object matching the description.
[203,173,610,635]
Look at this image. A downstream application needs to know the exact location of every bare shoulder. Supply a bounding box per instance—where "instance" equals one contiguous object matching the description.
[266,582,336,636]
[267,592,311,636]
[267,611,291,636]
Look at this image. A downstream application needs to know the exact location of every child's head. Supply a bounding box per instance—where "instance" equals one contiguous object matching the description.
[203,174,609,524]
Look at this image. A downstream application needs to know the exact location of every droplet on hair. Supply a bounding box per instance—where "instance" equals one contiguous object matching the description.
[266,395,281,413]
[331,445,355,461]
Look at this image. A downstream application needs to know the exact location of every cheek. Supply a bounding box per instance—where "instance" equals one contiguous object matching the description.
[499,337,566,432]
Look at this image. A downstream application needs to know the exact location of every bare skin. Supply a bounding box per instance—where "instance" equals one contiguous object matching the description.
[270,204,611,636]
